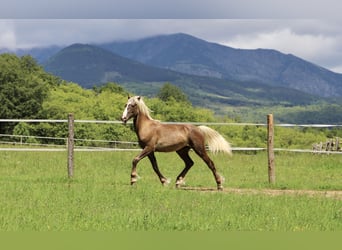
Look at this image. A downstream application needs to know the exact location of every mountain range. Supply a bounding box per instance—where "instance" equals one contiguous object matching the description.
[2,33,342,116]
[42,42,320,109]
[100,33,342,98]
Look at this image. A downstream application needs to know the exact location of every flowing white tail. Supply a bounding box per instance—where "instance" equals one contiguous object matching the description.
[198,126,232,155]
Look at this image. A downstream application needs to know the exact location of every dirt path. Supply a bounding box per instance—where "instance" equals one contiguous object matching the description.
[181,187,342,200]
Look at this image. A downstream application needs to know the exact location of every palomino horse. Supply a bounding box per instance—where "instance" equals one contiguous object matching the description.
[121,96,232,190]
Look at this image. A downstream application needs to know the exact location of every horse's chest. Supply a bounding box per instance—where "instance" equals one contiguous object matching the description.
[137,130,154,144]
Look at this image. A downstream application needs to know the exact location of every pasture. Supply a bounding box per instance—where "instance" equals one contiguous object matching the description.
[0,150,341,231]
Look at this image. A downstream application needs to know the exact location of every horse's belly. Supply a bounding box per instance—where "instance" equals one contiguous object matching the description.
[155,142,187,152]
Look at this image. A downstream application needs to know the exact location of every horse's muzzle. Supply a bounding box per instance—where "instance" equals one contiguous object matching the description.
[121,117,128,124]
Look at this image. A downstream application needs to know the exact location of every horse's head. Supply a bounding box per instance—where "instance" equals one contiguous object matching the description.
[121,96,141,124]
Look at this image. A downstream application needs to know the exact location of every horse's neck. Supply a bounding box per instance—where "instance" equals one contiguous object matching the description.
[133,113,152,134]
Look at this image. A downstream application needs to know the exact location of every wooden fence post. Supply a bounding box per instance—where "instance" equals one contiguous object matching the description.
[67,113,74,178]
[267,114,275,184]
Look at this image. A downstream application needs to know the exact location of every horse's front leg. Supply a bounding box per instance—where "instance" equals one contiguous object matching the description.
[148,153,170,185]
[131,146,153,185]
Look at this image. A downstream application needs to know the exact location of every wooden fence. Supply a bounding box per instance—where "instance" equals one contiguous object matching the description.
[312,137,341,153]
[1,114,342,183]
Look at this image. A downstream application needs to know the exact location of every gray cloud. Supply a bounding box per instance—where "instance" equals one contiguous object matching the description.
[1,19,342,73]
[1,0,341,18]
[1,0,230,18]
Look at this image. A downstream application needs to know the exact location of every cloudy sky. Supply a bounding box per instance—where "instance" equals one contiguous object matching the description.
[1,0,342,73]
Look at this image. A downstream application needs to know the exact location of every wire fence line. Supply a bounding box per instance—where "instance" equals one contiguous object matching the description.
[1,118,342,153]
[2,118,342,127]
[0,133,140,151]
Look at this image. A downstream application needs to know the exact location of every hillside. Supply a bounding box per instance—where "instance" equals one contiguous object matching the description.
[42,43,320,109]
[101,33,342,98]
[44,44,181,88]
[0,46,61,64]
[7,33,342,99]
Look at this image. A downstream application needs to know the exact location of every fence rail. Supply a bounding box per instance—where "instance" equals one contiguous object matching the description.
[1,118,342,127]
[1,118,342,153]
[1,116,342,183]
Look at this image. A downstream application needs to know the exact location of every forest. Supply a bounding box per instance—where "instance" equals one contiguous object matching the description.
[1,53,341,150]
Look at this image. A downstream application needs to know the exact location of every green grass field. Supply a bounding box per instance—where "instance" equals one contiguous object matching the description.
[0,150,341,231]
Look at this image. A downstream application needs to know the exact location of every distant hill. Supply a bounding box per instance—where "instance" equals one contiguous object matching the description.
[42,43,319,109]
[44,44,181,88]
[101,33,342,98]
[0,46,61,64]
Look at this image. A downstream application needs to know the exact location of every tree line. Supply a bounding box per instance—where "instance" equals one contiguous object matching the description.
[1,54,340,150]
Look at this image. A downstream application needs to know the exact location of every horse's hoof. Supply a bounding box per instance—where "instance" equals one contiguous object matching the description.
[130,174,141,185]
[131,178,136,185]
[217,185,224,191]
[175,178,186,188]
[175,183,183,189]
[162,178,171,186]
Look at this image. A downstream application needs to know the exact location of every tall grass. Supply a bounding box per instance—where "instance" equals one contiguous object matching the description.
[0,150,341,231]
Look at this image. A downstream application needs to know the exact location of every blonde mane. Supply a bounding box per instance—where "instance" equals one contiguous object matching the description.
[134,96,154,120]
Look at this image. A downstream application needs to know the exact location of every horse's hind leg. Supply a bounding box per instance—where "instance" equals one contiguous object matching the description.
[148,152,170,185]
[175,147,194,188]
[192,144,224,190]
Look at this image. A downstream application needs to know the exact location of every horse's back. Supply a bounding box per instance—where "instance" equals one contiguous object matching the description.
[151,123,199,152]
